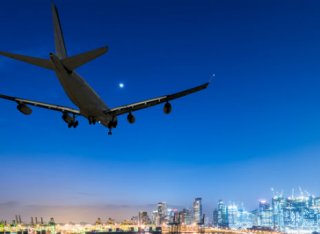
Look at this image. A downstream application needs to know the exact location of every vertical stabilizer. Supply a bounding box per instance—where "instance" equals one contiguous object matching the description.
[52,4,68,58]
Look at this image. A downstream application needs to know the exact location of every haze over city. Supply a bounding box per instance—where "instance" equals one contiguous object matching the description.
[1,0,320,223]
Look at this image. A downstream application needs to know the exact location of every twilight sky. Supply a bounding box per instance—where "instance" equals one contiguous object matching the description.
[1,0,320,223]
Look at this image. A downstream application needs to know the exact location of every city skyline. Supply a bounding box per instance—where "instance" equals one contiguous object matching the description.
[1,189,318,224]
[1,0,320,224]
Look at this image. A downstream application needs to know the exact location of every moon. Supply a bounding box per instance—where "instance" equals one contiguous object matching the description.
[119,82,124,88]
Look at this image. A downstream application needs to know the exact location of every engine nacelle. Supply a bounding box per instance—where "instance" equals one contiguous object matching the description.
[127,113,135,124]
[62,112,74,123]
[17,103,32,115]
[163,102,172,114]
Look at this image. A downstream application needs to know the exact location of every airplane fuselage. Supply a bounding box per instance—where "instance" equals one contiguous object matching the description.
[49,53,116,127]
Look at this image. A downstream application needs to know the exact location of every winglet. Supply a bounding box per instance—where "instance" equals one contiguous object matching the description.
[208,73,215,84]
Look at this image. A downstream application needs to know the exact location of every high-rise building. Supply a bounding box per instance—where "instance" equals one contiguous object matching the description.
[212,209,218,227]
[167,209,179,223]
[180,209,192,225]
[138,211,151,225]
[157,202,167,225]
[258,200,273,227]
[227,204,239,229]
[217,200,228,228]
[152,210,159,225]
[238,208,254,229]
[167,209,175,223]
[272,195,285,230]
[193,197,203,224]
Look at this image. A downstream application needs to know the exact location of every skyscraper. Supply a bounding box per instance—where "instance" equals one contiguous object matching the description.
[258,200,273,227]
[217,200,228,228]
[157,202,167,225]
[272,195,285,230]
[227,204,239,229]
[180,208,192,225]
[193,197,203,224]
[138,211,150,225]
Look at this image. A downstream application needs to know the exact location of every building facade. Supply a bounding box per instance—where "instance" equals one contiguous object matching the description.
[193,198,203,224]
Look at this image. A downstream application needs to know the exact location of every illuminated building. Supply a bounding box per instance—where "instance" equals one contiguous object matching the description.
[138,211,151,225]
[258,200,273,227]
[166,208,179,224]
[151,210,158,225]
[158,202,167,225]
[238,207,254,229]
[217,200,228,228]
[167,209,175,223]
[193,197,202,224]
[212,208,218,227]
[272,195,285,230]
[227,203,239,229]
[179,208,192,225]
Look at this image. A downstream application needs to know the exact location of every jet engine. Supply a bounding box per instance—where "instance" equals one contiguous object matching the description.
[163,102,172,114]
[17,103,32,115]
[127,112,135,124]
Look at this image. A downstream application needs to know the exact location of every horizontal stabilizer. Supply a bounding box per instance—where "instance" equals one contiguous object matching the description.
[62,46,108,70]
[0,51,53,70]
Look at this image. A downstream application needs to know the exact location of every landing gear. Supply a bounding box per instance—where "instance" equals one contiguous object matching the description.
[108,128,112,135]
[62,112,78,128]
[68,120,78,128]
[88,116,96,125]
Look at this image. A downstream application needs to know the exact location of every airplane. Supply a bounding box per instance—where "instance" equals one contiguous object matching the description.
[0,4,209,135]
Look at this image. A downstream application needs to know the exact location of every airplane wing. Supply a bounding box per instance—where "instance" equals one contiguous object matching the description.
[105,82,209,116]
[0,93,80,115]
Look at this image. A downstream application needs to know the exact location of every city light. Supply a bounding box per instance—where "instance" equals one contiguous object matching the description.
[1,192,320,234]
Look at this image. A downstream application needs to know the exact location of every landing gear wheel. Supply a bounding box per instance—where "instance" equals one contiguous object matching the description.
[73,121,79,128]
[108,128,112,135]
[88,116,97,125]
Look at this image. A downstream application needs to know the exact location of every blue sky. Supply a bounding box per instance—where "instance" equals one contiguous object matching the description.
[1,0,320,223]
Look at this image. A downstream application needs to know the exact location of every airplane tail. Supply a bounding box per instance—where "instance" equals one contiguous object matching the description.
[52,4,67,59]
[0,4,107,71]
[51,3,108,69]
